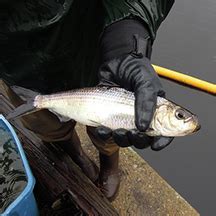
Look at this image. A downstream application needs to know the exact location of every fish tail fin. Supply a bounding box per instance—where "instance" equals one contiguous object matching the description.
[6,100,38,120]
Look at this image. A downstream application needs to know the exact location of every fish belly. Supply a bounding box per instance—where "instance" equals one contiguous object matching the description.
[40,97,135,129]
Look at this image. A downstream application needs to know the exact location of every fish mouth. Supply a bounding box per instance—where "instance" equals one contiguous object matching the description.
[188,115,201,134]
[194,123,201,132]
[192,115,201,132]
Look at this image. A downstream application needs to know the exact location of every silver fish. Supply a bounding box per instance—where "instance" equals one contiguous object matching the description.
[6,87,200,137]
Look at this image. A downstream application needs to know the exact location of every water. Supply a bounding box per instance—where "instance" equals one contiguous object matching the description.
[137,0,216,215]
[0,121,27,213]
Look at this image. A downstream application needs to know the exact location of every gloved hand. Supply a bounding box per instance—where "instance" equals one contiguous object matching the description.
[95,18,174,151]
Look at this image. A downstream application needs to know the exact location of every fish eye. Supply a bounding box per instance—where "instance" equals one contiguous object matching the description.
[175,109,186,120]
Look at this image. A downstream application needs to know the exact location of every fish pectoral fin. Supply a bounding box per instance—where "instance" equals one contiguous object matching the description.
[87,119,103,127]
[147,127,154,131]
[48,109,71,122]
[145,127,155,136]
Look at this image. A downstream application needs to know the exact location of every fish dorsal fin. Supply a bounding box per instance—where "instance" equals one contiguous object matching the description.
[157,97,168,106]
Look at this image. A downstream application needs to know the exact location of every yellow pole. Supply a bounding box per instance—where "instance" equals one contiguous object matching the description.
[152,64,216,95]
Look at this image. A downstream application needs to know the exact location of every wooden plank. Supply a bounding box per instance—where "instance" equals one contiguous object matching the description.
[0,94,118,216]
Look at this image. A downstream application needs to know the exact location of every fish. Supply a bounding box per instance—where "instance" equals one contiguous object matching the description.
[6,87,200,137]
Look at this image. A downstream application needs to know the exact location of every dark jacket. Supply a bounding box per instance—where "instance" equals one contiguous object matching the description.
[0,0,174,93]
[103,0,174,40]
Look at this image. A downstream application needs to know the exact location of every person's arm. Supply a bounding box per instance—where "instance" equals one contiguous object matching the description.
[95,18,174,151]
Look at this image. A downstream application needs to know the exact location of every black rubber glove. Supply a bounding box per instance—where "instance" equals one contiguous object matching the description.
[96,18,174,151]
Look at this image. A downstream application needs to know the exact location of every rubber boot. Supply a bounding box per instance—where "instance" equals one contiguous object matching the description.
[98,150,120,201]
[59,130,99,182]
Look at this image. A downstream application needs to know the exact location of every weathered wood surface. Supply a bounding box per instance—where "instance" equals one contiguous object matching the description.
[0,93,118,216]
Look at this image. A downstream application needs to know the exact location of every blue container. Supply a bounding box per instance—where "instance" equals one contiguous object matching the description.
[0,114,39,216]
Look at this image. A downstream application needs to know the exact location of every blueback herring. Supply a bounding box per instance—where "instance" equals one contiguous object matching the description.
[6,87,200,137]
